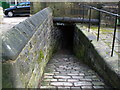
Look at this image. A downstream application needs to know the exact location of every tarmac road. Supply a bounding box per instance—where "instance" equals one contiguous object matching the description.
[0,16,29,34]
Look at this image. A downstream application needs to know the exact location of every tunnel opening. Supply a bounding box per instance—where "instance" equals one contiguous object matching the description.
[40,23,112,89]
[55,23,75,52]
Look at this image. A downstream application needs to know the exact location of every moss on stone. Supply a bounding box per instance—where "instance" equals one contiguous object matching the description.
[37,50,44,64]
[41,81,49,86]
[90,26,114,33]
[75,44,85,60]
[2,63,13,88]
[25,58,29,61]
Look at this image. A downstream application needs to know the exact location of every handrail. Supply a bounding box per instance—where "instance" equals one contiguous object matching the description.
[86,5,120,17]
[82,5,119,57]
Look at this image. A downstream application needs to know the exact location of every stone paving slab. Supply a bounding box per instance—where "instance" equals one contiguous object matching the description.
[40,50,111,90]
[79,25,120,57]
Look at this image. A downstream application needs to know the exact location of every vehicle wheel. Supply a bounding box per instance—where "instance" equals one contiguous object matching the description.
[7,11,14,17]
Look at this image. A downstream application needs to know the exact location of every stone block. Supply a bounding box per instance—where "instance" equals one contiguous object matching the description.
[54,75,71,79]
[73,25,120,89]
[51,82,73,87]
[2,7,61,88]
[15,21,34,38]
[67,79,79,82]
[74,81,92,86]
[2,7,52,61]
[2,28,27,60]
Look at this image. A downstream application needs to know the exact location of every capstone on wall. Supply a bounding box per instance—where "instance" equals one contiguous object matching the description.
[73,25,120,89]
[2,7,61,88]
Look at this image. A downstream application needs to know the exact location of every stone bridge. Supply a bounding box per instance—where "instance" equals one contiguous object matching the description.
[2,8,120,89]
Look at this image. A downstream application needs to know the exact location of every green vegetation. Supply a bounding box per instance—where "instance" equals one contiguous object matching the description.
[81,24,120,33]
[74,44,85,60]
[1,2,10,9]
[2,63,13,88]
[90,26,113,33]
[37,50,44,64]
[25,58,29,61]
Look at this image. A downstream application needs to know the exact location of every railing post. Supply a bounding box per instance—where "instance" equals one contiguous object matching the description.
[97,11,101,41]
[111,16,117,56]
[83,5,84,20]
[88,8,91,32]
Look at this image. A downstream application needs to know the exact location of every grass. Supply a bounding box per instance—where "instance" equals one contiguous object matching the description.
[80,24,120,33]
[90,26,113,33]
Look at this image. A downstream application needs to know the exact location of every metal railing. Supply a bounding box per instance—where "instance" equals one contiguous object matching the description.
[82,5,120,57]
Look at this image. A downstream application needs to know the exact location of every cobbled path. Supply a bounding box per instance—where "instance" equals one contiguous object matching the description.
[40,50,111,90]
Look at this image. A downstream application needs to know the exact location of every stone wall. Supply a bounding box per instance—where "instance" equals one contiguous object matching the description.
[31,2,119,27]
[2,8,61,88]
[31,2,87,17]
[0,7,3,23]
[73,25,120,89]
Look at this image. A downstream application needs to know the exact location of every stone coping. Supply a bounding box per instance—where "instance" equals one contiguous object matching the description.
[76,24,120,77]
[1,7,52,61]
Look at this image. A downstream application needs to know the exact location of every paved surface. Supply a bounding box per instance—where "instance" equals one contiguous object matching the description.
[40,50,111,90]
[0,16,29,34]
[76,24,120,75]
[84,25,120,57]
[76,24,120,59]
[92,27,120,57]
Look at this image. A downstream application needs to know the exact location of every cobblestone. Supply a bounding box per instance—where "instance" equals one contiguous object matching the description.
[72,76,83,79]
[74,81,92,86]
[58,79,67,82]
[51,82,73,86]
[81,86,93,89]
[68,79,79,82]
[40,50,111,89]
[71,87,81,90]
[92,81,105,86]
[54,75,71,79]
[93,85,104,89]
[80,78,92,82]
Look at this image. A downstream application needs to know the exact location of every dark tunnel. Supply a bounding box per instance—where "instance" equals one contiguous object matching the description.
[56,23,75,52]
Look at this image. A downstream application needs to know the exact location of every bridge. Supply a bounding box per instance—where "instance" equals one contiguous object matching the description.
[2,7,120,89]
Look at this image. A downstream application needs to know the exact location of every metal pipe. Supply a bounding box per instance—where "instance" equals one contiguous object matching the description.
[86,5,120,17]
[53,17,99,24]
